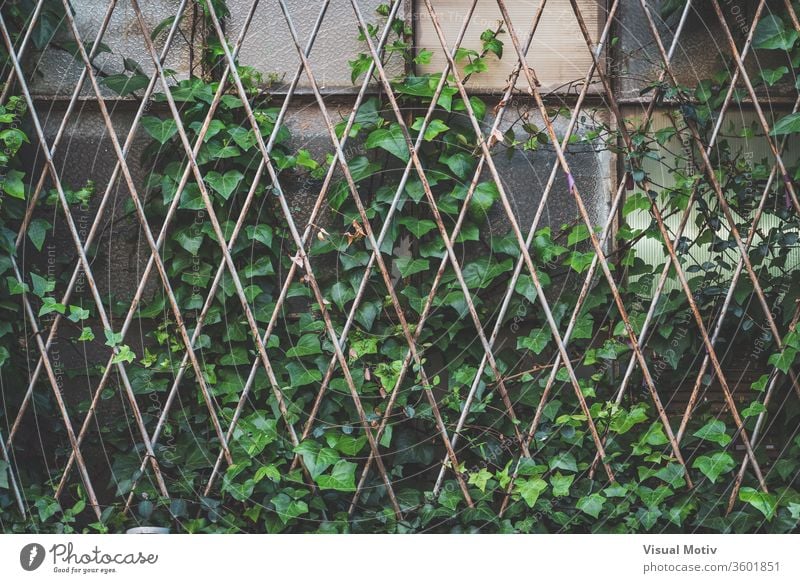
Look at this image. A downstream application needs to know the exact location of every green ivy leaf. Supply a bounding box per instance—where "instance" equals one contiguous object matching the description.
[293,442,339,479]
[760,66,788,86]
[654,463,686,488]
[104,329,123,347]
[453,95,486,120]
[470,182,498,218]
[246,224,273,247]
[577,493,606,519]
[751,374,770,392]
[174,228,203,255]
[516,477,547,508]
[517,328,550,355]
[206,170,244,200]
[1,169,25,199]
[693,452,735,483]
[395,257,429,277]
[468,468,493,493]
[27,218,50,251]
[768,346,797,373]
[770,112,800,136]
[327,434,367,456]
[442,152,475,180]
[316,459,357,492]
[413,48,433,64]
[348,53,373,84]
[514,274,538,303]
[739,487,776,520]
[254,465,281,484]
[102,73,149,96]
[548,452,578,473]
[67,305,90,322]
[692,419,731,446]
[464,57,488,75]
[38,297,65,316]
[286,362,322,387]
[330,282,355,311]
[6,277,28,295]
[550,472,574,498]
[568,224,591,246]
[482,38,503,59]
[35,497,61,522]
[610,405,648,434]
[355,300,380,331]
[753,14,797,51]
[365,124,409,162]
[206,142,241,160]
[399,216,437,237]
[111,345,136,365]
[272,492,308,524]
[637,507,662,530]
[141,116,178,145]
[411,117,449,142]
[286,334,322,358]
[741,401,767,418]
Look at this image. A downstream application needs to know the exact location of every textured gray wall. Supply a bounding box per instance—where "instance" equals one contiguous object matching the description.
[228,0,405,93]
[26,0,768,317]
[27,0,195,98]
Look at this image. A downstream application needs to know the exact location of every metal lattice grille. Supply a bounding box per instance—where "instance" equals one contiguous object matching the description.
[1,0,799,530]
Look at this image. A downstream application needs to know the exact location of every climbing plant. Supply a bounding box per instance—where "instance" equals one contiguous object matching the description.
[1,0,800,534]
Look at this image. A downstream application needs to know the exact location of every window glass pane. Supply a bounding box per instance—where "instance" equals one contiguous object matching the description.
[415,0,602,93]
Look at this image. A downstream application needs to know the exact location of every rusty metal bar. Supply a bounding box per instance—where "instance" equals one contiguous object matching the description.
[0,0,46,104]
[427,0,622,501]
[17,0,230,503]
[493,0,692,490]
[0,7,133,519]
[202,0,398,496]
[172,0,408,515]
[0,427,24,515]
[635,0,772,491]
[355,0,617,491]
[501,0,697,512]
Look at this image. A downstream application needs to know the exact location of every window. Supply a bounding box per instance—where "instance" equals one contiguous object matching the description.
[414,0,604,93]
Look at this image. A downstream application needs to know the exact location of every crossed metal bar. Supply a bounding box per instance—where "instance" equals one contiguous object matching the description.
[125,0,414,516]
[504,2,792,505]
[2,0,798,525]
[577,0,796,496]
[3,0,225,513]
[204,0,487,509]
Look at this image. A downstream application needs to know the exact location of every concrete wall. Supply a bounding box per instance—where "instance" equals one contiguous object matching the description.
[28,0,195,98]
[21,0,784,325]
